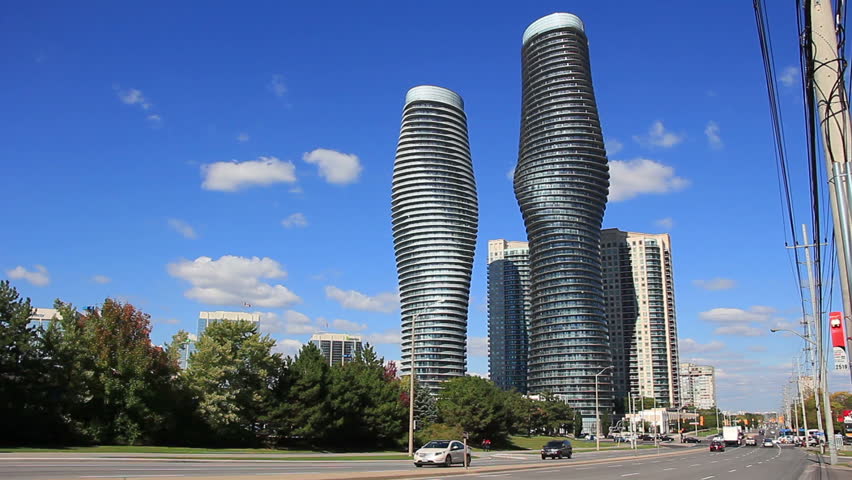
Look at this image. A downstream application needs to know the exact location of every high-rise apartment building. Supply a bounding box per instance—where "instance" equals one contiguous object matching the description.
[487,239,531,393]
[177,333,198,370]
[392,85,478,392]
[310,333,363,366]
[602,229,680,406]
[679,363,716,410]
[197,311,261,336]
[514,13,612,419]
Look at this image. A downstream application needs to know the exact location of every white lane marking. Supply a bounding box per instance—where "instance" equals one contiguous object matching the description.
[576,467,593,470]
[689,463,701,466]
[711,460,718,463]
[478,474,511,478]
[701,476,715,480]
[663,467,675,471]
[746,465,753,468]
[608,464,624,468]
[621,474,639,477]
[82,476,186,478]
[729,469,737,472]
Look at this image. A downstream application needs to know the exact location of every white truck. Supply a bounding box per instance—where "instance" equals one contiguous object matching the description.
[723,426,742,446]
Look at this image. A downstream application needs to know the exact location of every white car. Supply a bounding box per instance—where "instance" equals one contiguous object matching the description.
[414,440,471,467]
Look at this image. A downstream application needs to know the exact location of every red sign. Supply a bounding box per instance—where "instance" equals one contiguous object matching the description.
[830,312,847,348]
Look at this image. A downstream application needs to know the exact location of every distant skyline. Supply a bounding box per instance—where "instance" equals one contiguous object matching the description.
[2,1,848,411]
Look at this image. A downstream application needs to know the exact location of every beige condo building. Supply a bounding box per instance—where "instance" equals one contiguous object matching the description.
[679,362,716,409]
[602,229,680,407]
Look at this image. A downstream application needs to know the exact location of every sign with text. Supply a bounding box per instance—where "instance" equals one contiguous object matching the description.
[833,346,849,370]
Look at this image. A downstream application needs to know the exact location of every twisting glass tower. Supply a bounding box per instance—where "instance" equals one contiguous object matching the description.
[514,13,612,420]
[392,85,478,392]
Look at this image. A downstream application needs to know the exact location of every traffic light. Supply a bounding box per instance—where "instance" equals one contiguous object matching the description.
[744,419,749,425]
[700,416,704,426]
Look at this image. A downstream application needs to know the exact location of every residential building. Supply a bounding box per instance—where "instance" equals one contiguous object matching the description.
[679,363,716,409]
[28,307,61,331]
[197,311,261,336]
[392,85,478,392]
[487,239,531,393]
[310,333,363,366]
[602,229,680,407]
[514,12,613,421]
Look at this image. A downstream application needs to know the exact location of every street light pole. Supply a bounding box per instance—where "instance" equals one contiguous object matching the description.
[408,299,446,457]
[595,366,613,451]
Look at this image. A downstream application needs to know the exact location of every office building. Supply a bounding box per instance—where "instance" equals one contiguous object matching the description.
[28,307,61,331]
[514,13,612,419]
[392,85,478,392]
[487,239,531,393]
[679,363,716,409]
[602,229,680,407]
[178,334,198,370]
[197,311,261,336]
[310,333,363,366]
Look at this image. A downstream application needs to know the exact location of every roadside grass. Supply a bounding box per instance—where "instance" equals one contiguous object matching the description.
[505,435,654,451]
[148,455,413,461]
[0,446,399,454]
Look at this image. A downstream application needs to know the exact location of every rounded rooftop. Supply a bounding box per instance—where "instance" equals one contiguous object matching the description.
[522,13,585,45]
[405,85,464,110]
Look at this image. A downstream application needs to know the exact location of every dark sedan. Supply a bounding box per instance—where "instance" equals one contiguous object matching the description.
[683,436,701,444]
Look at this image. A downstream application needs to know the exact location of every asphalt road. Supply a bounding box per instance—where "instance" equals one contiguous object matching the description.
[0,444,817,480]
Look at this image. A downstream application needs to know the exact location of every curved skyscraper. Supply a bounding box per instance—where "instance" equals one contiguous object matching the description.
[514,13,612,419]
[392,85,478,392]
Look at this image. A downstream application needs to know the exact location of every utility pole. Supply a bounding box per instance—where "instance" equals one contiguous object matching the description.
[796,356,809,439]
[796,226,825,436]
[809,0,852,389]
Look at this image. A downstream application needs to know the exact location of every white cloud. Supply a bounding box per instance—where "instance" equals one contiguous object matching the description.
[608,158,689,202]
[325,286,399,313]
[365,329,402,345]
[679,338,726,354]
[168,218,198,239]
[705,121,723,149]
[693,278,736,291]
[780,66,798,87]
[117,88,151,110]
[699,306,774,323]
[655,217,674,230]
[237,133,250,143]
[273,338,303,358]
[260,310,321,335]
[282,213,308,228]
[633,121,683,148]
[167,255,301,308]
[268,75,287,97]
[303,148,363,185]
[468,336,488,357]
[713,325,766,337]
[506,167,515,181]
[92,275,112,284]
[606,139,624,156]
[147,114,162,125]
[201,156,297,192]
[332,318,368,332]
[6,265,50,286]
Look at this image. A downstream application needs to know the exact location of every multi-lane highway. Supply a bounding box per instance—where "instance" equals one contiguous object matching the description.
[0,444,820,480]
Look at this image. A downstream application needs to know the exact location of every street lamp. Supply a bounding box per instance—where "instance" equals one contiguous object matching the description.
[595,365,614,451]
[407,299,447,457]
[769,328,837,464]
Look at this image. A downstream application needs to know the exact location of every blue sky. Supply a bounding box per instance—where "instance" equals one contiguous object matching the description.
[2,1,848,412]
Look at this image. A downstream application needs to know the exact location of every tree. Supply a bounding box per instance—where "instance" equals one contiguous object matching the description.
[600,411,612,437]
[412,376,438,428]
[437,376,511,444]
[0,280,43,444]
[277,343,331,444]
[573,410,584,437]
[186,319,282,445]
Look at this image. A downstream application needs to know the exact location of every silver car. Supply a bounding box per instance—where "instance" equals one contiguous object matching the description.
[414,440,471,467]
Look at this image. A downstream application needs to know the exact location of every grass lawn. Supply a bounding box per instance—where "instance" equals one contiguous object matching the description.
[148,455,412,461]
[0,446,398,455]
[505,435,662,451]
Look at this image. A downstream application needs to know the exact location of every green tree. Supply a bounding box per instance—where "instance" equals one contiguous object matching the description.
[573,410,584,437]
[411,376,438,428]
[278,343,331,444]
[186,319,282,445]
[600,411,612,437]
[436,376,511,444]
[0,280,44,444]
